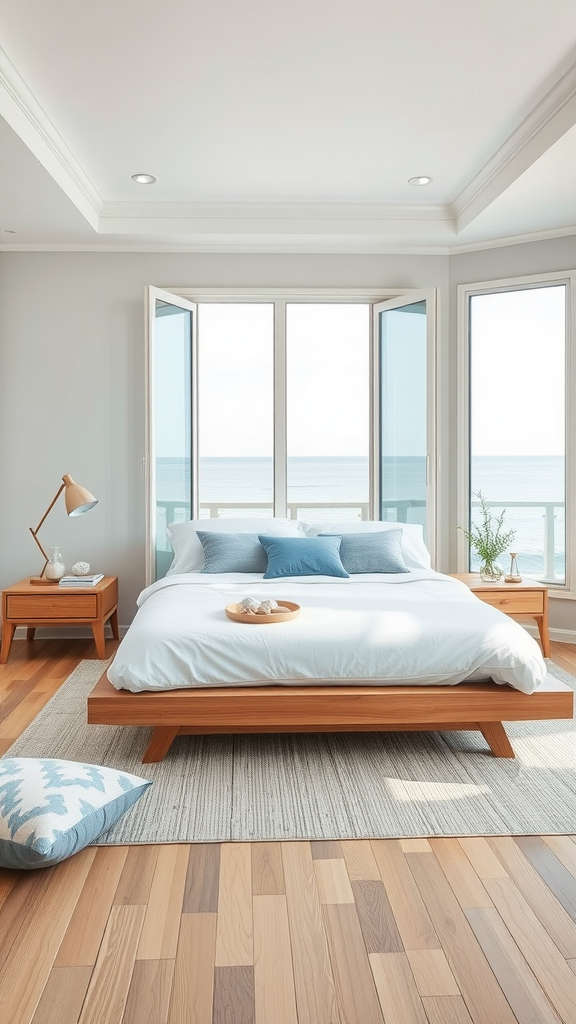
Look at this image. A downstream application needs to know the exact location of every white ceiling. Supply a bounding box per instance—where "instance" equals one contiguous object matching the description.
[1,0,576,252]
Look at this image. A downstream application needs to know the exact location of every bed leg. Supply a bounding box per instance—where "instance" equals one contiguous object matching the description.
[478,722,515,758]
[142,726,180,763]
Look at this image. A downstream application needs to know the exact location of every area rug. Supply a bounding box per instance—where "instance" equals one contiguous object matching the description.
[4,659,576,843]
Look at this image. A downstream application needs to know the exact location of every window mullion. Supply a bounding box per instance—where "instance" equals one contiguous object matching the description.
[274,300,288,517]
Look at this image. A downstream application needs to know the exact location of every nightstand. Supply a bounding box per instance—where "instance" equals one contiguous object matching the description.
[1,576,119,663]
[450,573,549,657]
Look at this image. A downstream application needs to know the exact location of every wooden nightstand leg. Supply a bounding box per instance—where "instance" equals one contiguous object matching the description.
[0,622,17,664]
[109,608,119,641]
[92,621,107,659]
[536,605,550,658]
[26,627,36,642]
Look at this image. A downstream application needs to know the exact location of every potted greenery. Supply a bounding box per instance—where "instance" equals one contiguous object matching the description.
[460,492,516,581]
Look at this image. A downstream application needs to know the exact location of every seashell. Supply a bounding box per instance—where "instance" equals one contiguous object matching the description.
[240,597,260,613]
[71,561,90,576]
[259,599,279,614]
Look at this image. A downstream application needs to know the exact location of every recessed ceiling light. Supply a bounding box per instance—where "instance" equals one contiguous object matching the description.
[131,173,157,184]
[408,176,432,186]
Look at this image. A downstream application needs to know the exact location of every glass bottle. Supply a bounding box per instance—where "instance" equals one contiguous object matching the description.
[45,546,66,581]
[504,552,522,583]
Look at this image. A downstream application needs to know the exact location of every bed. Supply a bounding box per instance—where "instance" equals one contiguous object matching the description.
[88,563,573,762]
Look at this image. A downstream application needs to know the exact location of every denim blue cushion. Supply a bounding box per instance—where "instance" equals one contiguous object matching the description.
[197,532,267,573]
[0,758,151,869]
[319,529,409,574]
[258,535,349,579]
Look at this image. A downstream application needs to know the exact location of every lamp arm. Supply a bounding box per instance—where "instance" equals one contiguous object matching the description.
[31,483,65,535]
[29,483,65,578]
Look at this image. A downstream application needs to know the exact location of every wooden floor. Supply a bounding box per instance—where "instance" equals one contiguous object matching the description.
[0,638,576,1024]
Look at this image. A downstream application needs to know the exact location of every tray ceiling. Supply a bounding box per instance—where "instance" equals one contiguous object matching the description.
[0,0,575,251]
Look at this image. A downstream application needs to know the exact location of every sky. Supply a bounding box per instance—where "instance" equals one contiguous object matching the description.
[154,285,566,461]
[155,301,423,459]
[470,284,565,456]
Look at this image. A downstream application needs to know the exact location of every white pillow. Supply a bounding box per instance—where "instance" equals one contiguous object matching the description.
[166,517,304,574]
[302,520,431,569]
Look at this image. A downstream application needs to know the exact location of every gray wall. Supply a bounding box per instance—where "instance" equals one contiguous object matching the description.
[0,252,449,628]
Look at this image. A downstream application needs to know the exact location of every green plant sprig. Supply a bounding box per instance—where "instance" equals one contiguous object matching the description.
[459,491,516,564]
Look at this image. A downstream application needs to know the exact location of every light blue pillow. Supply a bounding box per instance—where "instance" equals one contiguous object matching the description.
[197,532,267,573]
[258,535,349,579]
[319,529,409,574]
[0,758,151,869]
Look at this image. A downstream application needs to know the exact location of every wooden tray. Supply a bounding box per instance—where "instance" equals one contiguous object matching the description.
[225,600,300,623]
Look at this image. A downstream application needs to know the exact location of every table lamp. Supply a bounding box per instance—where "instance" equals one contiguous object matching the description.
[29,474,98,585]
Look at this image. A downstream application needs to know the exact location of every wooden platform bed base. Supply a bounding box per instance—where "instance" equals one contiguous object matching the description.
[88,670,573,763]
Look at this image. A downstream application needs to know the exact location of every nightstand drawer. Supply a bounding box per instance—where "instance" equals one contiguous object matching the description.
[6,595,98,619]
[475,591,544,615]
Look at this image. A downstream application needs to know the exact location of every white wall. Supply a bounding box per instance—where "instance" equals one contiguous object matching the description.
[449,233,576,637]
[0,251,449,628]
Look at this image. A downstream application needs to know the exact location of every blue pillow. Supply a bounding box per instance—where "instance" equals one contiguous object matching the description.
[258,535,349,579]
[197,532,267,573]
[0,758,151,869]
[319,529,409,574]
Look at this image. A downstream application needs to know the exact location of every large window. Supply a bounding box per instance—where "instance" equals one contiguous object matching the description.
[465,281,567,584]
[147,288,436,581]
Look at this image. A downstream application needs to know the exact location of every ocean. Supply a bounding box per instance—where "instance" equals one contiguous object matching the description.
[155,455,565,580]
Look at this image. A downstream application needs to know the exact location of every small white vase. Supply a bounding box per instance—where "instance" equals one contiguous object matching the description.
[45,546,65,581]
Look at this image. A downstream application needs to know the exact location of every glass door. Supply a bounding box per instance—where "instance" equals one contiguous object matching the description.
[374,294,436,557]
[146,287,197,583]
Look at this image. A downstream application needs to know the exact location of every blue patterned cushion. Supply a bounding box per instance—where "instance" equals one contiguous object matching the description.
[0,758,151,869]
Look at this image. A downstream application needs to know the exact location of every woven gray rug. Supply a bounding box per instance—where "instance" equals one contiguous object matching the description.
[5,659,576,842]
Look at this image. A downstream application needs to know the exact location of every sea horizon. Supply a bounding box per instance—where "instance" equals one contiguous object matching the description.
[155,454,565,579]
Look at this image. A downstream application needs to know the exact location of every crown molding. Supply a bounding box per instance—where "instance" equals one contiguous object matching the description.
[0,43,102,229]
[449,221,576,254]
[97,200,454,241]
[1,219,575,256]
[0,239,452,255]
[100,200,448,221]
[452,58,576,231]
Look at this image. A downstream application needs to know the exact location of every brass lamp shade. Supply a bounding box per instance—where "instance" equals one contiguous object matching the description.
[62,474,98,517]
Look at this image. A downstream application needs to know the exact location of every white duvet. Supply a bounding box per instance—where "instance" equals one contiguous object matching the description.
[107,570,546,695]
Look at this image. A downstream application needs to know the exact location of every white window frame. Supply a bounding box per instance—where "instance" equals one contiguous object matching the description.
[147,286,438,578]
[145,286,198,586]
[456,271,576,595]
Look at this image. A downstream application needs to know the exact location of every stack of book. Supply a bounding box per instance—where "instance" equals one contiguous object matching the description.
[59,574,104,587]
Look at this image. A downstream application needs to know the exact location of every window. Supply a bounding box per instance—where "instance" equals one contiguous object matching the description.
[286,303,370,524]
[376,298,430,537]
[147,288,437,582]
[198,303,274,518]
[460,279,569,586]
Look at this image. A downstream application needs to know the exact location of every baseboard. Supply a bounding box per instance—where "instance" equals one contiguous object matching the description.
[525,624,576,645]
[12,625,129,640]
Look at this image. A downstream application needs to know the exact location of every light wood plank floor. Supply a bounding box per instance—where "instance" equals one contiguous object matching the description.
[0,638,575,1024]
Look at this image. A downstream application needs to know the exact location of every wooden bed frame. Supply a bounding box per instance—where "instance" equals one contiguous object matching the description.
[87,670,573,762]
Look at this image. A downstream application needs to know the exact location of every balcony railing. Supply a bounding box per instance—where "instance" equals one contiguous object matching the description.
[158,498,428,522]
[155,498,566,582]
[471,499,565,583]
